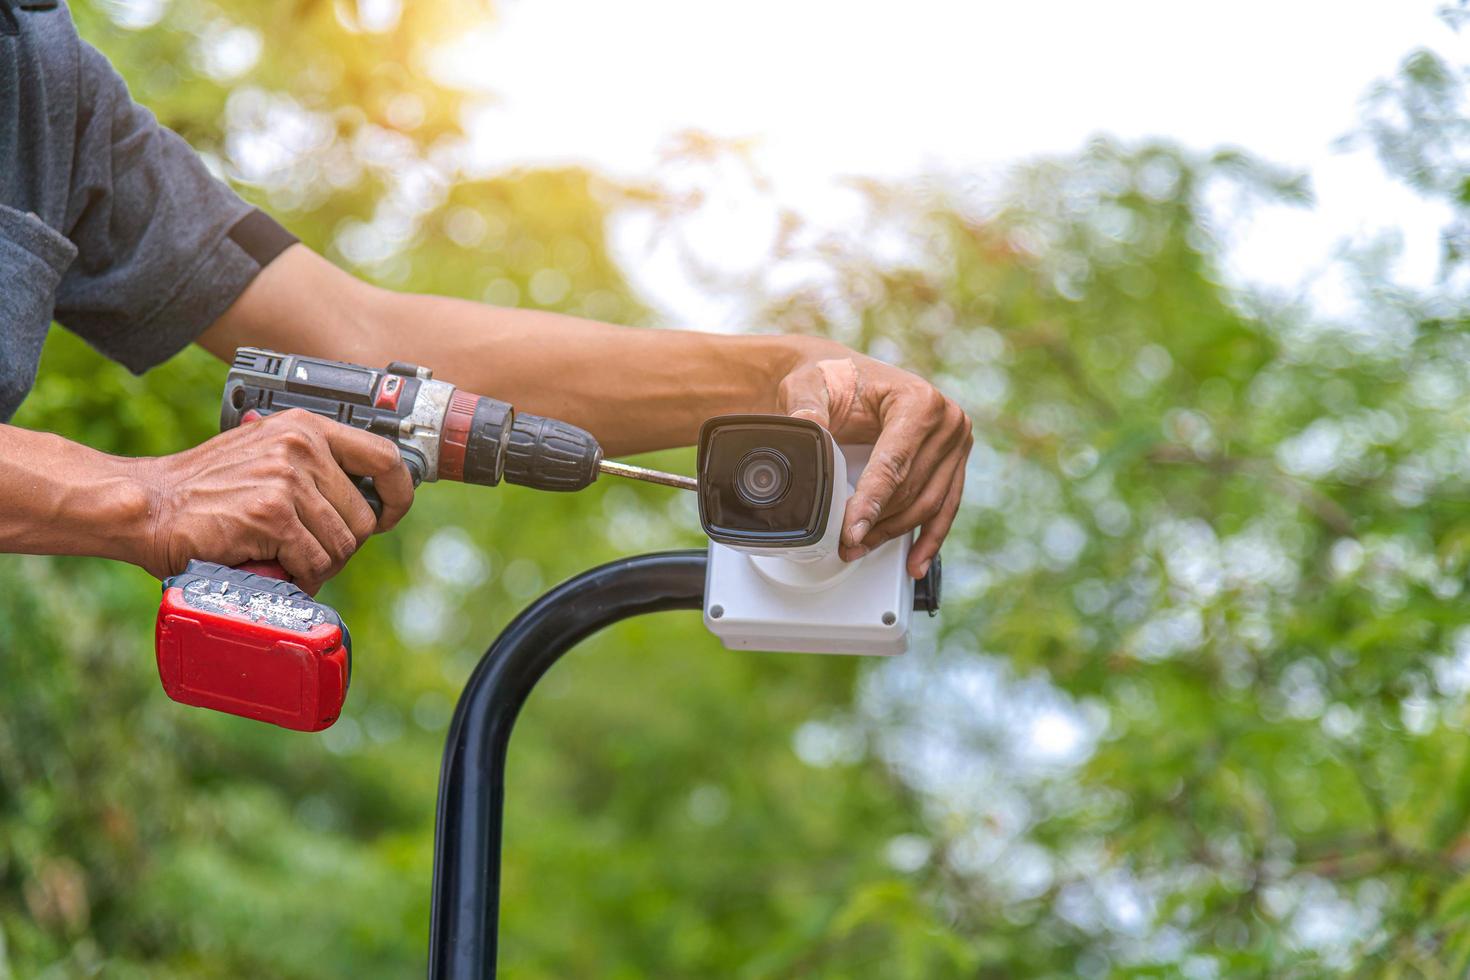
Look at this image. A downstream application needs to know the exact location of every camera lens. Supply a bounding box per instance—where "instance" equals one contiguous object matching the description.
[735,449,791,507]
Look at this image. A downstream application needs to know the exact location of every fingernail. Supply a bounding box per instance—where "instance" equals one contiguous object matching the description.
[918,559,931,578]
[848,519,870,545]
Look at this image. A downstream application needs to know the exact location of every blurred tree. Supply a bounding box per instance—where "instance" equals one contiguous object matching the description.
[710,35,1470,977]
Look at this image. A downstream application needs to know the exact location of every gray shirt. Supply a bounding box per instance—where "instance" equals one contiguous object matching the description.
[0,2,289,422]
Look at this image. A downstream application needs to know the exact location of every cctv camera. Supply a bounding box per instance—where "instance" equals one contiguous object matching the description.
[697,415,923,656]
[697,414,847,563]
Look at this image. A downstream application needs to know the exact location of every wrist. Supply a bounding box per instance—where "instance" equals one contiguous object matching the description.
[775,333,847,367]
[740,333,846,405]
[0,426,159,567]
[90,453,161,569]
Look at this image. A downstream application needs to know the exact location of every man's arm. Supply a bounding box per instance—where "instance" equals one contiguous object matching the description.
[0,410,413,595]
[0,425,152,566]
[198,245,973,577]
[197,246,809,454]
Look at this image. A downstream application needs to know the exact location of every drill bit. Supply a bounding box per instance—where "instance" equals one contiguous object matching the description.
[597,458,698,492]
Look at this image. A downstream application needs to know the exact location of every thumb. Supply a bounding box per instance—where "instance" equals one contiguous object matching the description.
[778,362,832,429]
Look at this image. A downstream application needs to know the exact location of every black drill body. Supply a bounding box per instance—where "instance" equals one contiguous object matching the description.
[221,348,605,512]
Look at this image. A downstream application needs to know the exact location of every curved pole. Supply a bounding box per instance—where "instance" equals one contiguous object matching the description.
[428,550,709,980]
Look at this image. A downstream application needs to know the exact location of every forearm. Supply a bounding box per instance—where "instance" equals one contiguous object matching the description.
[0,425,151,563]
[362,294,838,455]
[201,246,843,456]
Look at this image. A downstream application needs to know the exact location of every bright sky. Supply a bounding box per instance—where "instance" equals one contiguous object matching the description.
[435,0,1467,328]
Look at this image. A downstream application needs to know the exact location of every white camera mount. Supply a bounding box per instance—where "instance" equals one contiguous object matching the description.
[703,446,916,656]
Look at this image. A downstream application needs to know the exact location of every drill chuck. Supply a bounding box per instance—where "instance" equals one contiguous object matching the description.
[504,413,604,492]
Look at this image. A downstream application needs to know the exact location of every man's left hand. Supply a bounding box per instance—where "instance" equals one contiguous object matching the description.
[778,352,972,578]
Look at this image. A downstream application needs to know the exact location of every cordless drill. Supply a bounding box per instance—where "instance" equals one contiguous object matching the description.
[155,348,692,732]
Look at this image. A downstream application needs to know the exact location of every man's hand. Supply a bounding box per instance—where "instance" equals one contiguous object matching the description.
[133,409,414,594]
[778,353,972,578]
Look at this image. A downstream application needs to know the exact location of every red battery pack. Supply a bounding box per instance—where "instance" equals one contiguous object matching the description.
[155,561,352,732]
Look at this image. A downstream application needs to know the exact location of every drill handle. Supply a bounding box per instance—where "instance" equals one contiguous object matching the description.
[236,559,289,579]
[229,406,408,584]
[230,473,386,584]
[351,475,386,521]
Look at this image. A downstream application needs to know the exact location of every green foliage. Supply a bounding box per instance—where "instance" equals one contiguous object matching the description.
[3,2,1470,977]
[743,84,1470,973]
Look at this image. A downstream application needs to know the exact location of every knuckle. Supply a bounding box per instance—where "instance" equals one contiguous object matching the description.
[243,495,270,522]
[350,507,377,539]
[881,447,913,485]
[267,492,295,521]
[250,495,291,527]
[862,497,888,522]
[333,528,359,559]
[918,488,947,521]
[308,550,333,578]
[266,455,300,485]
[376,440,403,472]
[352,431,395,470]
[887,481,921,513]
[277,427,312,456]
[777,369,816,408]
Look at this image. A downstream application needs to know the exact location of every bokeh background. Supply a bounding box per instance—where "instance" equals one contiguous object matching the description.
[4,0,1470,975]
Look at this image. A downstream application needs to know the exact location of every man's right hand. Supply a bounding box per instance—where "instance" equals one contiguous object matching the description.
[133,409,414,594]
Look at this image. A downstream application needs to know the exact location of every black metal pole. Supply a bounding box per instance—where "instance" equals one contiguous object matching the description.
[427,550,708,980]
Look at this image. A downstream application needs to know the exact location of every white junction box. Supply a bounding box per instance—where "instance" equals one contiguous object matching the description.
[702,446,914,656]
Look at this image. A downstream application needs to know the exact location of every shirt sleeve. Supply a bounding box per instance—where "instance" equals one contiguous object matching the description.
[52,38,295,374]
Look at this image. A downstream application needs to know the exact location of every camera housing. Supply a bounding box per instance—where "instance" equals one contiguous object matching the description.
[697,415,848,562]
[697,415,916,656]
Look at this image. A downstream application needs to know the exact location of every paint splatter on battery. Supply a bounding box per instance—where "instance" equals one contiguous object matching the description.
[180,579,327,633]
